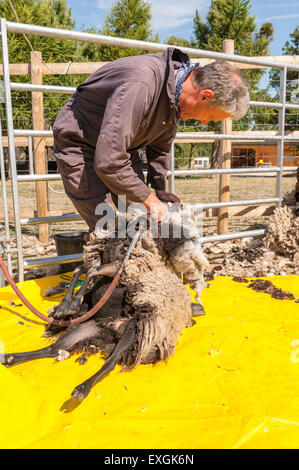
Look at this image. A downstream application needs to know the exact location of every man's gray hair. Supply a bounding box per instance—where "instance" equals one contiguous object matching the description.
[191,60,250,121]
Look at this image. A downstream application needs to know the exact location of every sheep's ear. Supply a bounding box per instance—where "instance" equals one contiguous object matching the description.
[191,303,206,317]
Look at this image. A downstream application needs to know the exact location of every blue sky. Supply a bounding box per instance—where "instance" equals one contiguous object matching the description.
[67,0,299,56]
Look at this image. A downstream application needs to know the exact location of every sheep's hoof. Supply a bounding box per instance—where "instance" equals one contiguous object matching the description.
[1,354,15,366]
[191,303,206,317]
[43,325,64,338]
[71,382,92,401]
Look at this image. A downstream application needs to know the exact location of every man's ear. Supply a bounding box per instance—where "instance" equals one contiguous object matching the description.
[198,89,214,102]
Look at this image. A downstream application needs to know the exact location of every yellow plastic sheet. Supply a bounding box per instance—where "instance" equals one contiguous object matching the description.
[0,273,298,449]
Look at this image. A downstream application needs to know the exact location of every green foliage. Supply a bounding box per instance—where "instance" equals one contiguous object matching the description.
[77,0,155,62]
[103,0,152,40]
[0,0,82,130]
[0,0,76,62]
[166,36,190,48]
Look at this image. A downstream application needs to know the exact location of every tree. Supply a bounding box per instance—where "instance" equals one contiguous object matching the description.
[78,0,155,62]
[192,0,273,88]
[0,0,80,130]
[0,0,76,63]
[166,36,191,48]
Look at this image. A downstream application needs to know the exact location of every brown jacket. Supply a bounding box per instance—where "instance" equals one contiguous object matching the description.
[53,47,189,202]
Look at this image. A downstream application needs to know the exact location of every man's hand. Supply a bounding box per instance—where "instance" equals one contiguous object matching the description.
[155,189,183,208]
[142,192,168,222]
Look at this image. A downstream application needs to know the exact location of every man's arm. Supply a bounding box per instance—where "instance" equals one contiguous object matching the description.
[94,81,168,219]
[146,129,182,207]
[94,81,152,202]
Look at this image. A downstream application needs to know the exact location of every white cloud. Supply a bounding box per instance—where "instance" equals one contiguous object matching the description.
[97,0,209,32]
[150,0,208,31]
[97,0,114,9]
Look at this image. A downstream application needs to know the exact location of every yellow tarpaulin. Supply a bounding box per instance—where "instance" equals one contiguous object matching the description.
[0,273,298,449]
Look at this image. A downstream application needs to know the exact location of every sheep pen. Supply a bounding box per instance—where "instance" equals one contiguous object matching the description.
[1,209,209,402]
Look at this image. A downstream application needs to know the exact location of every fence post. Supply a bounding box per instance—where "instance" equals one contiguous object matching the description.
[30,51,48,242]
[217,39,234,235]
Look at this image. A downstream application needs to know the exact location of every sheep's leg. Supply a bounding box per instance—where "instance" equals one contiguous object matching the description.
[50,265,85,318]
[1,320,100,367]
[66,261,120,316]
[44,261,120,337]
[43,264,86,337]
[71,322,136,401]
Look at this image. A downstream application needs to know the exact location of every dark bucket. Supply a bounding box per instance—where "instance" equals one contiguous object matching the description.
[54,231,87,274]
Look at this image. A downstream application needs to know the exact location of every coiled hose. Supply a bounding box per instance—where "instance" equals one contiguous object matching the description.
[0,229,141,328]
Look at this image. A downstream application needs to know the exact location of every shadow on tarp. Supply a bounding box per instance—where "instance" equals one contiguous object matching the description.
[0,272,298,449]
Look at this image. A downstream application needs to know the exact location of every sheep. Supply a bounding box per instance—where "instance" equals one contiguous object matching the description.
[1,207,209,402]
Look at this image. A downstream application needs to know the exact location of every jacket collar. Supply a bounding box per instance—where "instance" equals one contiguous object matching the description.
[162,47,191,107]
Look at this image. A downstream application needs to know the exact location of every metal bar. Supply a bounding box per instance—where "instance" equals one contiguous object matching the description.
[9,80,299,110]
[28,136,34,174]
[0,115,12,275]
[6,20,299,71]
[285,103,299,110]
[0,241,5,286]
[21,198,279,228]
[175,132,299,142]
[267,135,298,141]
[14,129,299,142]
[280,166,299,172]
[276,67,287,206]
[14,129,52,137]
[176,133,283,141]
[11,81,75,94]
[23,227,269,269]
[9,82,299,110]
[170,166,291,176]
[201,229,266,244]
[198,198,280,210]
[17,173,61,182]
[23,227,268,269]
[23,252,83,269]
[17,165,298,183]
[21,213,82,225]
[0,18,24,282]
[249,100,299,110]
[169,141,175,194]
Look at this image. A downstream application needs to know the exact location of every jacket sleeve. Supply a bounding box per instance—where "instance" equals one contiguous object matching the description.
[146,124,176,191]
[94,81,152,202]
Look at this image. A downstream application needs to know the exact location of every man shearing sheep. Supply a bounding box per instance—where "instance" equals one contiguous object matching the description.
[53,48,249,231]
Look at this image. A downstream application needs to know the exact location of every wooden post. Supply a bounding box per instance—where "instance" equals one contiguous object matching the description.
[217,39,234,235]
[30,51,48,242]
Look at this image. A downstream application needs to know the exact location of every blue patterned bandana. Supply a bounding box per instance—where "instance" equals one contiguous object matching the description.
[175,60,200,108]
